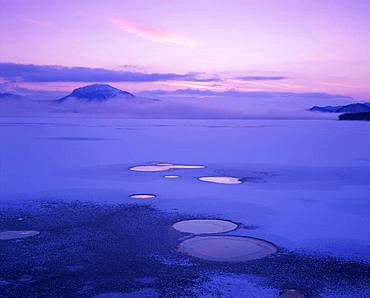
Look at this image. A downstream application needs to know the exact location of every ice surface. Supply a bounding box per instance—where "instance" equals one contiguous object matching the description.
[0,230,40,240]
[1,117,370,262]
[93,288,159,298]
[192,273,279,297]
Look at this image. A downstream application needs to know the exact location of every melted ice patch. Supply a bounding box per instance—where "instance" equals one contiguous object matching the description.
[198,176,242,184]
[178,236,277,262]
[130,164,205,172]
[173,219,237,234]
[0,230,40,240]
[129,194,156,199]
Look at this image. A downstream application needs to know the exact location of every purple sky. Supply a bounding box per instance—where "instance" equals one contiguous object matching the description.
[1,0,370,98]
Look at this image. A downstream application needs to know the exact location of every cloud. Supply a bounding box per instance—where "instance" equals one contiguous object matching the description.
[0,63,218,83]
[141,88,353,100]
[24,18,62,32]
[110,17,197,48]
[235,76,287,81]
[24,18,52,27]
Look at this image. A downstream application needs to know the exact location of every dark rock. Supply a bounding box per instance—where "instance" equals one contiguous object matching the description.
[338,112,370,121]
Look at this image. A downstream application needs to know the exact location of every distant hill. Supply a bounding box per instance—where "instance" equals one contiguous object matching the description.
[310,103,370,113]
[0,92,23,100]
[338,112,370,121]
[58,84,135,102]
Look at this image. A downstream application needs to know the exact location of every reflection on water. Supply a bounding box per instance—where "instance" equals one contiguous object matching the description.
[129,194,156,199]
[173,219,237,234]
[178,236,277,262]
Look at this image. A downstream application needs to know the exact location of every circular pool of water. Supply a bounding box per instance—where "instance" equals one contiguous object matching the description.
[173,219,237,234]
[178,236,277,262]
[129,194,156,199]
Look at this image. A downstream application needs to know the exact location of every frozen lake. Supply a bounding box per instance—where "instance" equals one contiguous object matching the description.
[1,117,370,297]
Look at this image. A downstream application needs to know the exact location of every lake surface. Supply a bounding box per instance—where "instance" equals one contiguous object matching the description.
[1,117,370,297]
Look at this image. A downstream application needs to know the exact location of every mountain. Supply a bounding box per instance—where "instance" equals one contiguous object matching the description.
[58,84,135,102]
[339,112,370,121]
[310,105,339,112]
[337,103,370,113]
[310,103,370,113]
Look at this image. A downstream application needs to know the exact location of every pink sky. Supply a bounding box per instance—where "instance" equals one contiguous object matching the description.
[1,0,370,98]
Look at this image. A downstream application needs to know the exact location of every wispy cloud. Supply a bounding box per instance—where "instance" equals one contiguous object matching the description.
[110,17,197,48]
[0,63,217,83]
[156,81,227,91]
[25,18,52,27]
[235,76,287,81]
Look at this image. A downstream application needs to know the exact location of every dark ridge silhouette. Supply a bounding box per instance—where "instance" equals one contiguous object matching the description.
[339,112,370,121]
[310,103,370,113]
[0,92,23,100]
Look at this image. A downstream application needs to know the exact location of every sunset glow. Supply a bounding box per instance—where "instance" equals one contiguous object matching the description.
[1,0,369,98]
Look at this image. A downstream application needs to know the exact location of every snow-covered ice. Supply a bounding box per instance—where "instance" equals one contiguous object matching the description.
[1,117,370,296]
[1,118,370,259]
[164,175,180,179]
[0,230,40,240]
[198,176,242,184]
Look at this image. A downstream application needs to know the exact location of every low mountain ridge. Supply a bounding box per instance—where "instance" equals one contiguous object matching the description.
[310,102,370,113]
